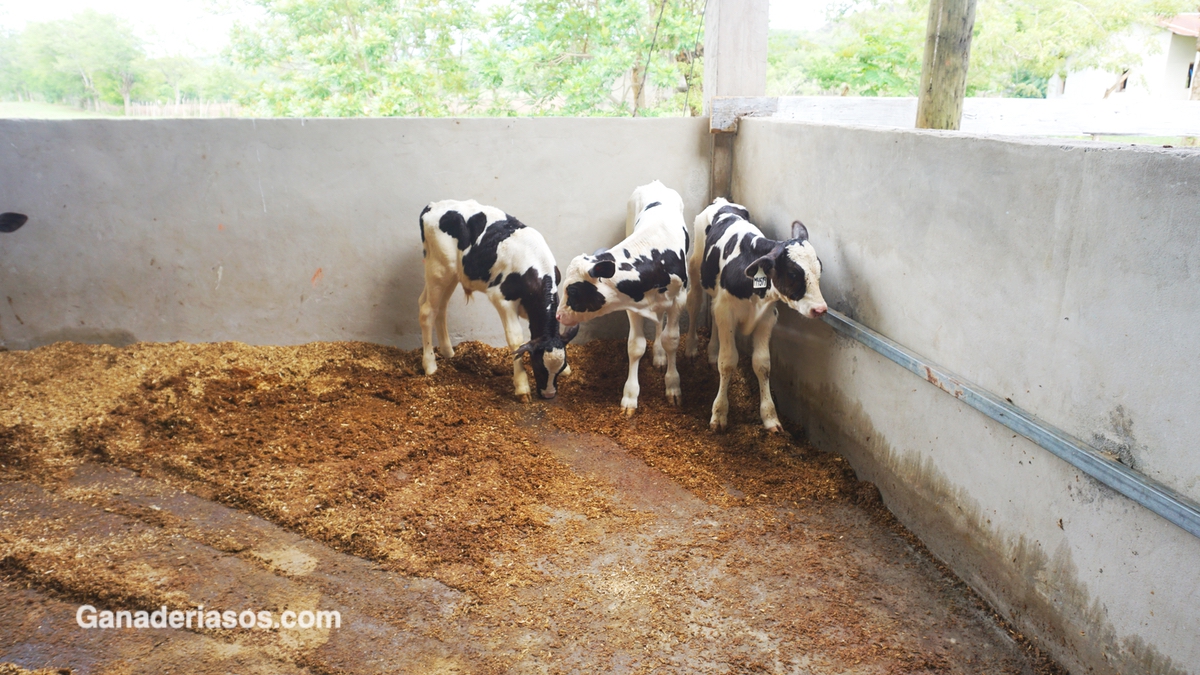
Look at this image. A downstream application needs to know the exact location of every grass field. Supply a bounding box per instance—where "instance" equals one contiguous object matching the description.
[0,101,115,119]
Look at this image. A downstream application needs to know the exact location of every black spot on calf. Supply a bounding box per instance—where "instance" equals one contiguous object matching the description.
[768,249,809,302]
[566,281,607,313]
[615,248,686,301]
[462,215,525,283]
[0,213,28,233]
[715,204,750,221]
[701,247,721,290]
[419,205,431,242]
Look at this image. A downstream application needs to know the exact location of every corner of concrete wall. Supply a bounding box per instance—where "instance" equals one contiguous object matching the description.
[733,120,1200,675]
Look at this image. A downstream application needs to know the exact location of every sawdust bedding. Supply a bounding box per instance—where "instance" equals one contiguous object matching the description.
[0,337,1064,674]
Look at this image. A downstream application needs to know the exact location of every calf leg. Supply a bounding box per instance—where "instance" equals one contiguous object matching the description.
[497,301,533,403]
[419,286,436,375]
[662,303,683,406]
[707,317,721,365]
[709,308,738,432]
[652,311,668,368]
[685,265,703,358]
[751,310,782,432]
[434,286,455,359]
[621,310,648,416]
[419,277,456,375]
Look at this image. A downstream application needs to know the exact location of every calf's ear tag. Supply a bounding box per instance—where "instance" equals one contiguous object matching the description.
[753,268,768,289]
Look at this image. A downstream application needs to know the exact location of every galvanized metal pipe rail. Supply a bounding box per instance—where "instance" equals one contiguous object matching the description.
[820,309,1200,540]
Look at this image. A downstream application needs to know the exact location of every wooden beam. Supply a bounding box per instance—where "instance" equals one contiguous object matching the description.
[709,96,778,133]
[702,0,770,115]
[915,0,978,130]
[702,0,769,201]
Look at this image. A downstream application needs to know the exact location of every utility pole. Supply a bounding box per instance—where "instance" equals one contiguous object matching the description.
[915,0,978,130]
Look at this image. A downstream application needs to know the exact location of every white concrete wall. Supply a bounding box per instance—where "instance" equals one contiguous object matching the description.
[0,118,711,349]
[732,119,1200,675]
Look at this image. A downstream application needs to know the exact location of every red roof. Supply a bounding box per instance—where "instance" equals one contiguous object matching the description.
[1161,14,1200,37]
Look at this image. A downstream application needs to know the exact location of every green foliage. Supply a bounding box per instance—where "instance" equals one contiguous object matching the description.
[474,0,704,116]
[969,0,1194,96]
[225,0,704,117]
[228,0,480,116]
[1,10,247,111]
[768,0,1195,99]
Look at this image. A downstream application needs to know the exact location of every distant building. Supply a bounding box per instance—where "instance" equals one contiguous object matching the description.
[1049,14,1198,100]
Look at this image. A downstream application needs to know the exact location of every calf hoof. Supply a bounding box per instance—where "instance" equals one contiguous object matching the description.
[561,364,572,377]
[517,392,532,404]
[621,404,638,418]
[710,419,728,433]
[764,423,783,434]
[423,359,438,376]
[652,353,667,368]
[666,389,682,406]
[439,347,455,359]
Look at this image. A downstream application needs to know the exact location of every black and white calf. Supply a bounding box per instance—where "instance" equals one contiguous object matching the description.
[419,199,577,401]
[556,181,689,414]
[686,199,827,432]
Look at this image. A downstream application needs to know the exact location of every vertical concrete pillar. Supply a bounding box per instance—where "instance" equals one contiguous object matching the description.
[703,0,769,201]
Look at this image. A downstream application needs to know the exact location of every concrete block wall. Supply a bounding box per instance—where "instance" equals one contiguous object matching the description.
[732,120,1200,675]
[0,118,711,350]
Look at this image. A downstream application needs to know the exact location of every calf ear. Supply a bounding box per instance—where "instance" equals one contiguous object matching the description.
[745,246,784,279]
[589,260,616,279]
[515,339,541,356]
[791,220,809,242]
[559,324,580,344]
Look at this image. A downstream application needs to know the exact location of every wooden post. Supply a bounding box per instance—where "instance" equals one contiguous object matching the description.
[915,0,978,130]
[703,0,769,200]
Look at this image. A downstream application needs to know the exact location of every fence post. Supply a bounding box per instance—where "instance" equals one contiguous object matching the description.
[915,0,978,130]
[703,0,769,201]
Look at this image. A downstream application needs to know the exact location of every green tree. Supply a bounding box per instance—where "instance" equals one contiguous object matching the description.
[768,0,1193,98]
[229,0,480,116]
[15,11,143,112]
[474,0,705,116]
[969,0,1192,96]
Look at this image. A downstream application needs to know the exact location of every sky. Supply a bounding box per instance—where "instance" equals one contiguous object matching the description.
[0,0,837,57]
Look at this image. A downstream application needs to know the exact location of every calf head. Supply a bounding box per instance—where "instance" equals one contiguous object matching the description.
[516,321,579,399]
[556,250,619,327]
[745,221,828,319]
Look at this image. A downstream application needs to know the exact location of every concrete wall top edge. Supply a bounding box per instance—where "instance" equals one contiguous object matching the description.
[749,117,1200,155]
